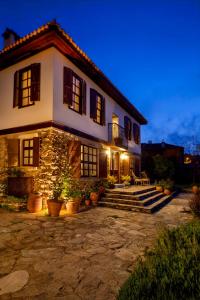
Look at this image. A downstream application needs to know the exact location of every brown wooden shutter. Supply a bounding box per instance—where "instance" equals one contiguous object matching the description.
[33,137,40,167]
[7,139,20,167]
[68,141,81,178]
[31,63,40,102]
[63,67,73,105]
[133,123,140,144]
[101,97,105,125]
[90,89,97,119]
[121,157,130,176]
[82,80,87,114]
[124,116,129,140]
[99,149,107,178]
[13,71,20,108]
[135,158,141,176]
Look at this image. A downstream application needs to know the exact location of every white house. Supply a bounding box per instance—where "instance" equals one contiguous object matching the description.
[0,21,147,197]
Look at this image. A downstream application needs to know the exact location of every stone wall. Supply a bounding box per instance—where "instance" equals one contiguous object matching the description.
[0,137,8,195]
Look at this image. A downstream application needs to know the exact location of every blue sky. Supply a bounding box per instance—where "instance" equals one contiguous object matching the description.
[0,0,200,151]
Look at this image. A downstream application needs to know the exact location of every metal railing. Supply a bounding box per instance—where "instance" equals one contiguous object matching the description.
[108,123,128,149]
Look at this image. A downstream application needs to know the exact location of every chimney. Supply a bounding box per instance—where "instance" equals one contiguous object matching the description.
[2,28,20,48]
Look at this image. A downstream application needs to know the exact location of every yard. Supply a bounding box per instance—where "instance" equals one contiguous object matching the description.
[0,193,192,299]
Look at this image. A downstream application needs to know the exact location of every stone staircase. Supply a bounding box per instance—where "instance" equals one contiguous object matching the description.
[98,186,177,213]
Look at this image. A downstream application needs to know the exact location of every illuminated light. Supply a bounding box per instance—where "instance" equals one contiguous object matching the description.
[121,153,128,160]
[106,149,111,157]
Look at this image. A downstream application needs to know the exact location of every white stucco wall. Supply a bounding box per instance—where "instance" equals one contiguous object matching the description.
[0,48,54,130]
[52,49,141,154]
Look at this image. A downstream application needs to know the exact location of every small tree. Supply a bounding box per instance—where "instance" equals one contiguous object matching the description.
[153,154,175,180]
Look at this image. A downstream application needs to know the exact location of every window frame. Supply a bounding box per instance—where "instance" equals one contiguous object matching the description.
[68,72,82,114]
[18,66,35,109]
[94,92,103,125]
[22,139,34,166]
[81,145,98,177]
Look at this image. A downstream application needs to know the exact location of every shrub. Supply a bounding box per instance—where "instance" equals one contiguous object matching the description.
[118,221,200,300]
[189,193,200,216]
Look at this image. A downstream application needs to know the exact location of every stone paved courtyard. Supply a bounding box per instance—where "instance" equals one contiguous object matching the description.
[0,193,193,299]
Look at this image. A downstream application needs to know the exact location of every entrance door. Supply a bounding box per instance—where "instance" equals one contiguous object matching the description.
[112,114,119,139]
[110,151,120,182]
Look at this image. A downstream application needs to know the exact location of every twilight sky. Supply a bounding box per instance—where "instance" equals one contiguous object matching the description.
[0,0,200,151]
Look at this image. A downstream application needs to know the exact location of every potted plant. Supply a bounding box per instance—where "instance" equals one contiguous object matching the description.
[121,175,131,186]
[163,179,174,195]
[27,191,42,213]
[107,175,117,189]
[192,185,199,194]
[66,190,82,214]
[90,186,99,206]
[155,179,165,192]
[47,188,64,217]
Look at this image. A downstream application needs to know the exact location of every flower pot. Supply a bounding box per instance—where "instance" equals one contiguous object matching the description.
[164,188,172,195]
[47,200,63,217]
[85,199,91,206]
[27,193,42,213]
[90,192,99,206]
[66,197,81,214]
[192,186,199,194]
[156,186,163,192]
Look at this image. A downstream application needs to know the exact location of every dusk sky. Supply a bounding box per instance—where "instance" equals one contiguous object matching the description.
[0,0,200,152]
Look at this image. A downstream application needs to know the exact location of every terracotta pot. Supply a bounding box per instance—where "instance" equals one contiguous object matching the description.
[90,192,99,205]
[85,199,91,206]
[164,189,172,195]
[27,193,42,213]
[47,200,63,217]
[156,186,163,192]
[66,197,81,214]
[192,186,199,194]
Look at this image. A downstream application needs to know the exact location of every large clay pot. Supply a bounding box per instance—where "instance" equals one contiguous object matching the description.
[85,199,91,206]
[47,200,63,217]
[192,186,199,194]
[156,186,163,192]
[27,193,42,213]
[90,192,99,206]
[164,188,172,195]
[66,197,81,214]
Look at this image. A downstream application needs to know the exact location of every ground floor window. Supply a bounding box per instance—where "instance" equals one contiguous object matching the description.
[81,145,97,177]
[22,139,34,166]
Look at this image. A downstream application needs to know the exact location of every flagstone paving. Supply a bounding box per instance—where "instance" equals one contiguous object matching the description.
[0,193,193,299]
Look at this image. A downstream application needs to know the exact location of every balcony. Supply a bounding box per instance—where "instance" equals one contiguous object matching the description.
[108,123,128,149]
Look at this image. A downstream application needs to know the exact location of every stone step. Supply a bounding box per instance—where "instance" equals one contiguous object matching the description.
[106,186,156,196]
[98,192,178,213]
[101,192,164,207]
[104,190,159,201]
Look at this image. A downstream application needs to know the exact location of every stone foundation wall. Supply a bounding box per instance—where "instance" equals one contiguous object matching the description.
[0,138,8,195]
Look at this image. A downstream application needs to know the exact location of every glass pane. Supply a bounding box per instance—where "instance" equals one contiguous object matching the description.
[27,79,31,86]
[89,155,93,162]
[76,78,80,86]
[24,150,29,157]
[75,95,80,103]
[84,163,88,169]
[89,164,93,170]
[22,72,27,80]
[30,149,33,157]
[93,148,97,155]
[75,103,79,111]
[24,140,29,147]
[93,165,97,170]
[76,86,80,95]
[73,84,76,92]
[29,158,33,165]
[73,76,75,84]
[81,153,83,160]
[84,170,88,176]
[24,158,28,165]
[84,146,88,153]
[29,140,33,147]
[81,169,83,176]
[84,154,88,161]
[93,156,96,162]
[89,148,93,154]
[22,80,27,88]
[22,89,28,98]
[28,70,31,78]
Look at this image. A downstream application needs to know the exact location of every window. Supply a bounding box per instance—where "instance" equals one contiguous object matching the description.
[63,67,86,115]
[22,139,34,166]
[133,123,140,144]
[21,69,32,107]
[69,74,82,113]
[96,95,102,124]
[13,63,40,108]
[81,145,97,177]
[90,89,105,125]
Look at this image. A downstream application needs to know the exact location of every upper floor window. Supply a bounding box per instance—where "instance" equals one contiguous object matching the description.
[90,89,105,125]
[63,67,86,114]
[124,116,132,140]
[133,123,140,144]
[13,63,40,108]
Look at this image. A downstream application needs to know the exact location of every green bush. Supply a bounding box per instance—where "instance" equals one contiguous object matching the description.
[118,221,200,300]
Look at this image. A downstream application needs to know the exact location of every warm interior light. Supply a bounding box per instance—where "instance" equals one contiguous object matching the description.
[121,153,128,160]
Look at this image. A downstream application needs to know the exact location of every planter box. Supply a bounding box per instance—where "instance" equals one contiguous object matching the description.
[8,177,33,197]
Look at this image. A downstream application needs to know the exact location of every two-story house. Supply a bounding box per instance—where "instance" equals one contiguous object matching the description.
[0,21,147,198]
